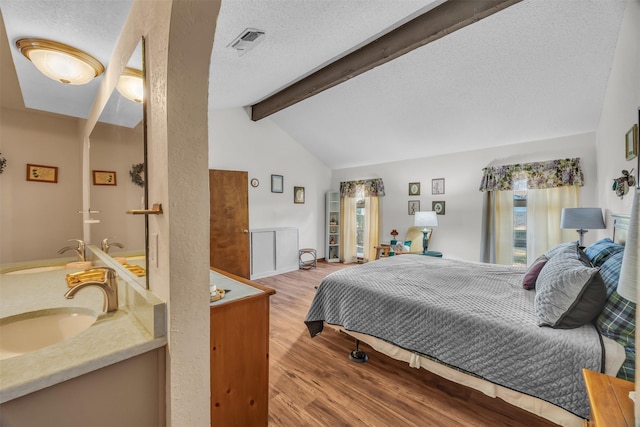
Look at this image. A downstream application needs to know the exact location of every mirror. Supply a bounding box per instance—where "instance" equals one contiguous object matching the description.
[89,39,148,288]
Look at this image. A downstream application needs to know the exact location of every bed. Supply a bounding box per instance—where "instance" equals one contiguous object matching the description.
[305,217,633,426]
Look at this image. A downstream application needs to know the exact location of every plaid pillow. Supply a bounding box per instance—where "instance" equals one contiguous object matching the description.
[618,346,636,382]
[596,291,636,381]
[599,251,624,298]
[585,238,624,267]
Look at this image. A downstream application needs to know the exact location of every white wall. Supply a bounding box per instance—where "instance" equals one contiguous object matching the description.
[0,108,83,263]
[209,108,333,256]
[332,132,598,262]
[595,0,640,232]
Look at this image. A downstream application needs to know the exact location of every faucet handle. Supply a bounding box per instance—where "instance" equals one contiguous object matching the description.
[101,237,113,252]
[68,238,85,248]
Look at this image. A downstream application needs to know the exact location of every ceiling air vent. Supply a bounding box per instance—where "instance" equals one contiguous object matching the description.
[227,28,265,56]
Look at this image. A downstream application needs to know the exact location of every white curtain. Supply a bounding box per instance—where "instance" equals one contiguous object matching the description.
[362,196,379,262]
[495,190,515,265]
[526,186,579,264]
[491,186,579,265]
[340,197,359,263]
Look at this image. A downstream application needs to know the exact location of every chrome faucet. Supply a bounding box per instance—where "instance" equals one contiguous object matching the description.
[101,237,124,254]
[64,267,119,313]
[58,239,86,262]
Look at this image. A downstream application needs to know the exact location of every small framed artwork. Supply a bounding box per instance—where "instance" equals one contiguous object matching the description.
[433,201,446,215]
[408,182,420,196]
[26,164,58,183]
[271,174,283,193]
[432,178,445,195]
[93,170,117,186]
[294,186,305,204]
[408,200,420,215]
[626,124,638,161]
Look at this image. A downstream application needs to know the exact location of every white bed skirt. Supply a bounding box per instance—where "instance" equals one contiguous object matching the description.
[330,325,625,427]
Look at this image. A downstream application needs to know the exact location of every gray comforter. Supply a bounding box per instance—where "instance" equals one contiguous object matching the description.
[305,255,603,419]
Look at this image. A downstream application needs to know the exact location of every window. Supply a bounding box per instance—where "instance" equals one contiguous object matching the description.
[356,199,365,259]
[479,158,584,266]
[512,179,527,266]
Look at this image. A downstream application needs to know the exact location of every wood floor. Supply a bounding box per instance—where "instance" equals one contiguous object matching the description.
[256,261,558,427]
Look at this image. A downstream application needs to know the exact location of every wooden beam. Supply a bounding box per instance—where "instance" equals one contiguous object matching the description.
[251,0,522,121]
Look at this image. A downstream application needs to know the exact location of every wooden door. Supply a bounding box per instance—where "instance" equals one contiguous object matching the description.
[209,170,250,278]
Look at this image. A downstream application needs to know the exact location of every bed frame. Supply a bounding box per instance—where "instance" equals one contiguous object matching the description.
[336,214,631,427]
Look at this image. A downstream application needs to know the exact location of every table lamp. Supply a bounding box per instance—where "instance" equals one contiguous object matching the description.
[560,208,605,248]
[414,211,438,254]
[616,189,638,303]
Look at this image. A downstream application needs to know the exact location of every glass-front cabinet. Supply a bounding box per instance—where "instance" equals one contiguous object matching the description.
[326,191,340,262]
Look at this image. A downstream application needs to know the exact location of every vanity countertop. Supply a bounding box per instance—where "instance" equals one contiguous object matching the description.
[0,266,167,403]
[209,268,276,307]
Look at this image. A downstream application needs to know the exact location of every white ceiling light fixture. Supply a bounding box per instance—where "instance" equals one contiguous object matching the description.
[227,28,265,56]
[117,68,144,103]
[16,38,105,85]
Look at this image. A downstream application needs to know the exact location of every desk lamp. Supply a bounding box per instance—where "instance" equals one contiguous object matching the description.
[560,208,605,248]
[414,211,438,254]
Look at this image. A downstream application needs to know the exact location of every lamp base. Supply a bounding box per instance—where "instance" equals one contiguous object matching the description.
[421,230,429,255]
[576,229,587,248]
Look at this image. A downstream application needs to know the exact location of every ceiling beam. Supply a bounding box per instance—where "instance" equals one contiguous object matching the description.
[251,0,522,121]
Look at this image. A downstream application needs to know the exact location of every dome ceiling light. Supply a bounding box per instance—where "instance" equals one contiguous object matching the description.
[117,67,144,103]
[16,38,105,85]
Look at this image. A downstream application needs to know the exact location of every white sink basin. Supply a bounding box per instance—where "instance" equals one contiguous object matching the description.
[4,265,65,275]
[0,307,98,360]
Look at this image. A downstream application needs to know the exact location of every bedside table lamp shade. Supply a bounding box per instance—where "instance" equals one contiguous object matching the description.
[560,208,605,248]
[617,189,639,303]
[414,211,438,254]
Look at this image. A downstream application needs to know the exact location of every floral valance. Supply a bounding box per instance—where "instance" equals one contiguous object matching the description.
[479,158,584,192]
[340,178,385,198]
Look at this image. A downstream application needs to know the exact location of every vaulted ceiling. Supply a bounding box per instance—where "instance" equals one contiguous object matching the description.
[1,0,628,169]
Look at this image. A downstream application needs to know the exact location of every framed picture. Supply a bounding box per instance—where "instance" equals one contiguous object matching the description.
[408,182,420,196]
[26,164,58,183]
[271,174,283,193]
[93,170,117,186]
[432,178,445,195]
[433,201,446,215]
[294,186,305,204]
[625,124,638,161]
[408,200,420,215]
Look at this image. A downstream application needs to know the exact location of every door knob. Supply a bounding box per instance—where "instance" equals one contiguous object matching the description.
[243,229,249,233]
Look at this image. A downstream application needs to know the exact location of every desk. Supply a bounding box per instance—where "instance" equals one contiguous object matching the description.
[582,368,634,426]
[374,245,391,260]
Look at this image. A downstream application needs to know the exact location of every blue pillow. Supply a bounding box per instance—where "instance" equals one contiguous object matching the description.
[585,238,624,267]
[599,251,624,298]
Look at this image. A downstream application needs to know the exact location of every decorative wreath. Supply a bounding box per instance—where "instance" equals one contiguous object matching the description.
[129,163,145,187]
[0,153,6,174]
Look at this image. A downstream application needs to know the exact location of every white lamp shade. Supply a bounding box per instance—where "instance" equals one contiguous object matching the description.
[414,211,438,227]
[560,208,605,229]
[116,68,144,103]
[28,49,98,85]
[17,39,104,86]
[616,189,639,303]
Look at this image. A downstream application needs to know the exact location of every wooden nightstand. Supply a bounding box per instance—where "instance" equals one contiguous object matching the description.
[582,368,635,426]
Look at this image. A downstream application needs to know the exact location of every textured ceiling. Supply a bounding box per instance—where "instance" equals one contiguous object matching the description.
[1,0,628,167]
[211,0,626,169]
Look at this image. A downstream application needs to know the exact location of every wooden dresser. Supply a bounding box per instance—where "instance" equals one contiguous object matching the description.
[583,369,635,426]
[210,268,276,426]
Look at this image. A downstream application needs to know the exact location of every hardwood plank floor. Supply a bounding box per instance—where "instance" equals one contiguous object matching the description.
[256,261,558,427]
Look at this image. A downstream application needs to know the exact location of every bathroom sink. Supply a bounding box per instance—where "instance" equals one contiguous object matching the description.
[4,265,65,275]
[0,307,98,360]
